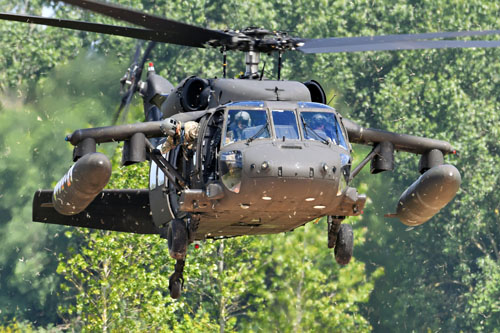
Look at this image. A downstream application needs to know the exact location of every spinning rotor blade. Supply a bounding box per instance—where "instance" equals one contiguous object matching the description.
[113,42,142,125]
[138,42,157,80]
[59,0,231,48]
[299,29,500,53]
[112,85,133,125]
[4,2,500,56]
[132,41,143,64]
[113,41,157,124]
[0,13,188,44]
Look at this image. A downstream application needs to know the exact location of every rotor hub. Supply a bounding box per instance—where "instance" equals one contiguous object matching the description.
[208,27,305,53]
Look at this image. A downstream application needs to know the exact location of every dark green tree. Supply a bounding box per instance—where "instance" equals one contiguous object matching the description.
[1,0,499,330]
[0,54,120,323]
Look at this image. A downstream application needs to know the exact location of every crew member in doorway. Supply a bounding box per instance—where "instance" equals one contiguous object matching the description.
[161,121,199,153]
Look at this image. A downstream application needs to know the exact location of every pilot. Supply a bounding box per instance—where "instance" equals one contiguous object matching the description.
[312,113,336,143]
[311,114,329,137]
[312,114,326,131]
[229,111,251,142]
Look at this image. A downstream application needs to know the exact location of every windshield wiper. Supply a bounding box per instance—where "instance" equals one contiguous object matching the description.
[300,114,329,145]
[247,123,269,144]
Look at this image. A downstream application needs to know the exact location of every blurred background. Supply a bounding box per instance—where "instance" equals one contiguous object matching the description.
[0,0,498,331]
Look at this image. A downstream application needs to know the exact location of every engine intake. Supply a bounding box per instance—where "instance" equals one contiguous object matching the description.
[181,77,210,111]
[303,80,326,104]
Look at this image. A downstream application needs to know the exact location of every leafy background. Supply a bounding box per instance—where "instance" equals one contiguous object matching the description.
[0,0,498,331]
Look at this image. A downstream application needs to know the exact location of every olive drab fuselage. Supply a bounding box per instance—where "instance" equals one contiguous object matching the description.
[148,100,366,239]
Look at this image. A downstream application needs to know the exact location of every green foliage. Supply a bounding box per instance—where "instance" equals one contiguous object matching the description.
[239,221,383,332]
[0,318,62,332]
[339,2,500,329]
[464,256,500,331]
[0,0,499,331]
[57,230,195,330]
[0,320,32,333]
[0,54,120,324]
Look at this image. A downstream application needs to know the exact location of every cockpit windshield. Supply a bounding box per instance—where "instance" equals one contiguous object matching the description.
[272,110,300,140]
[224,109,270,145]
[300,111,347,149]
[223,107,347,149]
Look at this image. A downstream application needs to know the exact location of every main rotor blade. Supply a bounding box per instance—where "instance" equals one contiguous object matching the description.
[59,0,231,48]
[0,13,192,44]
[137,41,157,81]
[112,42,143,125]
[300,39,500,54]
[132,41,142,65]
[299,30,500,53]
[113,88,134,125]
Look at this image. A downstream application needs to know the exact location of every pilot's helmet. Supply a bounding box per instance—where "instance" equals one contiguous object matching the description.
[234,111,251,127]
[312,113,327,128]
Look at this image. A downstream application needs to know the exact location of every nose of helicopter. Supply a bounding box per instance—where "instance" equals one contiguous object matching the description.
[233,140,346,211]
[245,141,341,179]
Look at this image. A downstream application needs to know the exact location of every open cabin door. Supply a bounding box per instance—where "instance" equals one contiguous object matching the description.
[148,139,175,228]
[196,110,225,188]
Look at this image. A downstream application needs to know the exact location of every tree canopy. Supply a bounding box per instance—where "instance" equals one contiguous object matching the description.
[0,0,498,331]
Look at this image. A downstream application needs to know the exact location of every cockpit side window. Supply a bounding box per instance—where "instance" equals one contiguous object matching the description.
[224,109,270,145]
[272,110,300,140]
[335,121,348,150]
[300,111,347,149]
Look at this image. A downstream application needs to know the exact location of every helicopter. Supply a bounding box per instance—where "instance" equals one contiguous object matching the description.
[7,0,497,299]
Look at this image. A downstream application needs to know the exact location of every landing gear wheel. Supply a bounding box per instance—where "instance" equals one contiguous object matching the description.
[167,219,188,259]
[169,279,182,299]
[334,224,353,265]
[327,216,342,249]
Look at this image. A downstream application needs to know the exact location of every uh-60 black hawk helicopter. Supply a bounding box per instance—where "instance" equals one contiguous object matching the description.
[11,0,500,299]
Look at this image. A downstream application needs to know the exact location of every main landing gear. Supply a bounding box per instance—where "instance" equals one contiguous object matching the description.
[328,216,354,265]
[161,215,199,299]
[169,259,185,299]
[167,218,188,260]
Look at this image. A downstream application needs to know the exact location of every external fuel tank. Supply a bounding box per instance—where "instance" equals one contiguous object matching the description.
[53,152,112,215]
[387,164,461,226]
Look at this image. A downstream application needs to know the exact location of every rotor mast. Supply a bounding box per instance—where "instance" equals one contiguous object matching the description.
[211,28,304,80]
[244,49,260,79]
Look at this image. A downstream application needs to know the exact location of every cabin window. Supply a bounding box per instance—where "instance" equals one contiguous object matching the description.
[157,160,166,186]
[271,110,300,140]
[224,109,270,145]
[299,111,347,149]
[149,160,158,190]
[157,143,167,186]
